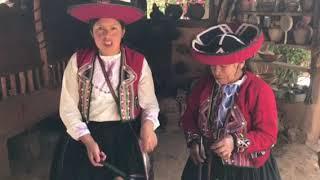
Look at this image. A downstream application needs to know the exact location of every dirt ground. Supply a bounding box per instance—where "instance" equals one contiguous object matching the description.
[5,97,320,180]
[153,98,320,180]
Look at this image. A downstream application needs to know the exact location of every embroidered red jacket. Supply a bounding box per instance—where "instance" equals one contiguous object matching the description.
[181,72,278,167]
[76,46,143,122]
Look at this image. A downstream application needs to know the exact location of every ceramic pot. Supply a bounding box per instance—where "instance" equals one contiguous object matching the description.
[186,3,205,20]
[258,1,276,12]
[288,92,306,103]
[240,0,257,11]
[301,0,314,12]
[286,1,300,12]
[268,26,284,42]
[293,23,313,45]
[165,4,183,20]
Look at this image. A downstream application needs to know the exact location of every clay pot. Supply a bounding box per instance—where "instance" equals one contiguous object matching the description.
[186,3,205,20]
[165,4,183,20]
[240,0,257,11]
[301,0,314,12]
[286,1,300,12]
[302,16,312,25]
[268,26,284,42]
[258,1,275,12]
[293,23,313,45]
[288,92,306,103]
[258,51,282,62]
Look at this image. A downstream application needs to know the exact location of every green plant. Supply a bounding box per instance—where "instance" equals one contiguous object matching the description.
[269,45,310,87]
[269,45,311,66]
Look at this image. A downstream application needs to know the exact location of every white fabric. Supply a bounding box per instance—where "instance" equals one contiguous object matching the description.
[215,75,247,128]
[59,52,160,140]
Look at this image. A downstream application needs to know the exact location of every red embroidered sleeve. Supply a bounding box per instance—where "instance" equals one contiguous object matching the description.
[180,79,205,147]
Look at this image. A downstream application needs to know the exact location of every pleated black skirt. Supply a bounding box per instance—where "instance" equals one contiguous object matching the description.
[181,154,281,180]
[50,120,146,180]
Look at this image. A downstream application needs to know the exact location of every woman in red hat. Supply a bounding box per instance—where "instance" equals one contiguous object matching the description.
[55,1,159,180]
[181,23,281,180]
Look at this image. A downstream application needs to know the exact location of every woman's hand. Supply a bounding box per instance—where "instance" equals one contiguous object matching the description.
[210,135,234,160]
[140,120,158,153]
[79,134,107,167]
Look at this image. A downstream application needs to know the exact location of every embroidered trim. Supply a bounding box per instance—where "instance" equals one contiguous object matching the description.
[233,133,250,152]
[77,48,141,122]
[250,151,266,159]
[119,59,137,120]
[78,69,94,123]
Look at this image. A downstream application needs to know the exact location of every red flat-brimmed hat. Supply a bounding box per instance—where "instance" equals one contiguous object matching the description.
[191,23,264,65]
[68,1,144,24]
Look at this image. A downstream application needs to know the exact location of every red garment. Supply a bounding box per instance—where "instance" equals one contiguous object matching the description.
[181,72,278,167]
[76,46,144,121]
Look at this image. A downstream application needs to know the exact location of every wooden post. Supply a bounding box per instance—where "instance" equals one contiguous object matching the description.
[51,65,57,87]
[34,67,41,89]
[217,0,229,23]
[0,136,10,178]
[18,72,27,95]
[304,58,320,147]
[304,0,320,147]
[34,0,49,87]
[57,62,62,84]
[9,74,17,96]
[210,0,220,25]
[27,70,35,93]
[0,77,8,99]
[62,60,66,71]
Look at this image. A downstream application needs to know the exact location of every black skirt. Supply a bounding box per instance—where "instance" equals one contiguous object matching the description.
[50,120,146,180]
[181,154,281,180]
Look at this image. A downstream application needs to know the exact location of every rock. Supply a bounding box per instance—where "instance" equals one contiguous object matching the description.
[287,128,297,143]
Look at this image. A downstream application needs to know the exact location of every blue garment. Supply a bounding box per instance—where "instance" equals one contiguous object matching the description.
[216,84,240,128]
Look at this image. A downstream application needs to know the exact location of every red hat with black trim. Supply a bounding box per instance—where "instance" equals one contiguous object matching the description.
[68,1,144,25]
[191,23,264,65]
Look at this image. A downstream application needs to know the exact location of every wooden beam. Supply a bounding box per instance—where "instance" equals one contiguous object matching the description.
[0,77,7,99]
[209,0,220,25]
[62,60,66,71]
[250,60,310,72]
[217,0,229,23]
[27,70,35,93]
[240,11,312,16]
[0,136,10,177]
[34,67,41,89]
[33,0,49,87]
[9,74,17,96]
[18,72,26,95]
[57,62,62,84]
[50,65,57,87]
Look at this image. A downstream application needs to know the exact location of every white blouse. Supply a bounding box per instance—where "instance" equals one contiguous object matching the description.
[59,52,160,140]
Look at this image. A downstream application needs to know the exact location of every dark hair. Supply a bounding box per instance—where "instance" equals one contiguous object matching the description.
[244,59,253,72]
[88,18,126,33]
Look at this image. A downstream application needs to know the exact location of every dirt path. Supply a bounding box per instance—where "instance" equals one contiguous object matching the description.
[154,98,320,180]
[4,98,320,180]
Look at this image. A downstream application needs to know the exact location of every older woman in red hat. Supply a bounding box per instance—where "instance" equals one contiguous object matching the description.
[55,1,159,180]
[181,23,281,180]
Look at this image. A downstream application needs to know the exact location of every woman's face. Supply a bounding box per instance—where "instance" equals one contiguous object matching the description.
[210,62,244,85]
[91,18,125,56]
